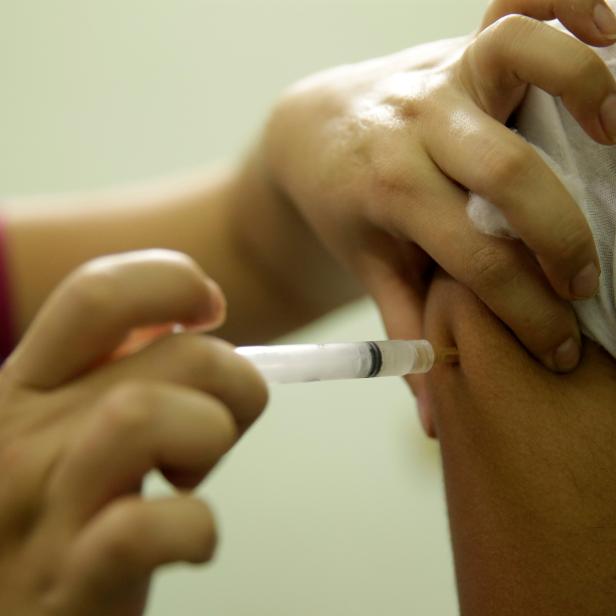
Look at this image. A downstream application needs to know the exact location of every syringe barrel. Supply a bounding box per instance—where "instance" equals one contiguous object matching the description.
[235,340,435,384]
[236,343,373,384]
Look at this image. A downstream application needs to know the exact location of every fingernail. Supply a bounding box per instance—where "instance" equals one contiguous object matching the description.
[601,93,616,142]
[553,338,580,372]
[571,262,600,299]
[594,3,616,39]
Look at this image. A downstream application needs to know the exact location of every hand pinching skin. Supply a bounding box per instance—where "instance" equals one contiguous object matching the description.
[264,0,616,433]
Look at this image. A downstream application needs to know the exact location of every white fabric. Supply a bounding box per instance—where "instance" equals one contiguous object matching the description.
[467,24,616,357]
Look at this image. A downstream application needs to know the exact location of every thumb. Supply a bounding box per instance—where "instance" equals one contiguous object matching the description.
[359,242,438,438]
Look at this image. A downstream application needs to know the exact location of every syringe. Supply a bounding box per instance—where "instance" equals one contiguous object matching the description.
[235,340,458,384]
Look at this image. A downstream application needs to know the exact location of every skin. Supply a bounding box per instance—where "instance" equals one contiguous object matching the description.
[263,0,616,384]
[6,0,616,364]
[1,0,616,613]
[4,164,361,346]
[419,272,616,615]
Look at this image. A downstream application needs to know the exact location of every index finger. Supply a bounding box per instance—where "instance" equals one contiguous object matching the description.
[429,106,600,302]
[5,250,226,389]
[371,165,582,373]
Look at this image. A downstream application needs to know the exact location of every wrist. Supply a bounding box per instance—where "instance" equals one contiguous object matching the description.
[230,144,362,319]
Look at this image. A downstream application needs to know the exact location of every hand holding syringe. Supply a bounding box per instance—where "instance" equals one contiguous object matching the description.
[236,340,458,384]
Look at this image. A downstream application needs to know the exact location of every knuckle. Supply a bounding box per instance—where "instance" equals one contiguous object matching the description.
[196,337,245,380]
[155,334,268,423]
[157,331,195,356]
[383,84,426,123]
[203,396,239,449]
[528,195,594,272]
[572,46,605,80]
[369,167,400,204]
[64,267,118,317]
[525,305,574,354]
[478,15,538,72]
[366,169,418,233]
[565,47,612,103]
[100,503,147,565]
[490,13,536,40]
[200,335,235,356]
[99,382,158,434]
[397,97,423,122]
[162,334,234,381]
[367,124,420,195]
[202,337,270,420]
[466,243,518,294]
[549,220,593,268]
[477,144,532,193]
[150,334,218,379]
[363,128,421,207]
[230,358,269,422]
[369,157,416,201]
[166,333,228,364]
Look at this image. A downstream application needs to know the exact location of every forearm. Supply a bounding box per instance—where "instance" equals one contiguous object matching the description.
[3,153,360,343]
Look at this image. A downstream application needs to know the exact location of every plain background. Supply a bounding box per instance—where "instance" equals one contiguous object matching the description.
[1,1,490,614]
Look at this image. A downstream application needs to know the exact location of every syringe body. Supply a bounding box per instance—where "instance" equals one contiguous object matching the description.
[235,340,436,384]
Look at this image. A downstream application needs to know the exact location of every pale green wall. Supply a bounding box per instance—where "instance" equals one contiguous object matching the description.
[1,1,490,614]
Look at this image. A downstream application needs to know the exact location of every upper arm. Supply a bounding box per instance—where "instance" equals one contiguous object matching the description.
[421,271,616,616]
